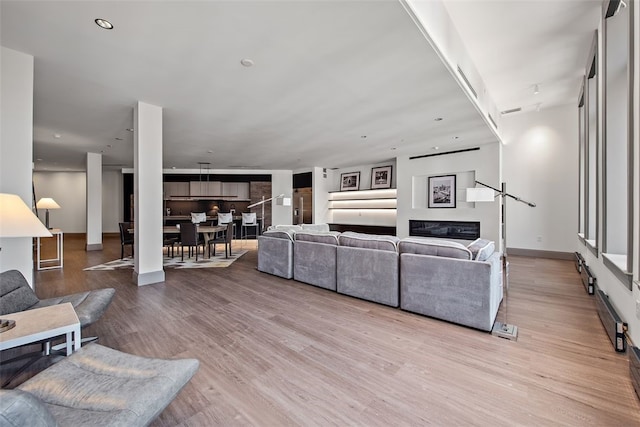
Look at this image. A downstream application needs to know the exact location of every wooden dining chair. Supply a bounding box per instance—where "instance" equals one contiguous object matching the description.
[208,222,233,259]
[118,222,134,259]
[179,222,205,261]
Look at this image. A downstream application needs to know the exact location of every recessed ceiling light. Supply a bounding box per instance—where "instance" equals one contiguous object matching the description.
[53,133,61,139]
[432,146,439,150]
[207,150,213,154]
[240,58,254,67]
[95,18,114,30]
[390,147,397,151]
[115,137,123,141]
[501,107,522,115]
[452,136,459,140]
[360,135,367,139]
[126,128,134,132]
[434,117,443,122]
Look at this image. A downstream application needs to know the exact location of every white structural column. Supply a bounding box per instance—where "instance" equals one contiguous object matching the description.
[0,47,36,286]
[86,152,103,251]
[133,102,165,286]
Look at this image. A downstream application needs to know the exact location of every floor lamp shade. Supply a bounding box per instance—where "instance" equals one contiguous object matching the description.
[466,188,495,203]
[0,193,52,238]
[36,197,61,229]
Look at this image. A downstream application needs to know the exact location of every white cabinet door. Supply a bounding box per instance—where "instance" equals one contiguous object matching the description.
[222,182,238,197]
[164,182,189,198]
[236,183,250,200]
[189,181,204,197]
[206,181,222,196]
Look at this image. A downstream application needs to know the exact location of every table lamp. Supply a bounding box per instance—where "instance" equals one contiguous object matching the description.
[0,193,52,332]
[36,197,61,229]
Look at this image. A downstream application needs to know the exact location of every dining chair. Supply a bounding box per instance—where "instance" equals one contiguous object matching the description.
[217,211,236,239]
[179,222,205,261]
[241,212,259,245]
[118,222,134,259]
[208,222,233,259]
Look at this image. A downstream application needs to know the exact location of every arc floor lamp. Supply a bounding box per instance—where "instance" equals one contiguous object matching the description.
[466,181,536,341]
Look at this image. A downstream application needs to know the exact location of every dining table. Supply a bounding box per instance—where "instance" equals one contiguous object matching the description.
[130,224,228,258]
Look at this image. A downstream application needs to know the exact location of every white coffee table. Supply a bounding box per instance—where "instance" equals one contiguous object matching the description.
[0,303,80,356]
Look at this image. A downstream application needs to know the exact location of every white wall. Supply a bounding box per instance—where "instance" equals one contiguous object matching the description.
[0,47,35,284]
[501,104,579,252]
[270,170,293,226]
[33,170,123,234]
[396,143,501,242]
[312,166,331,225]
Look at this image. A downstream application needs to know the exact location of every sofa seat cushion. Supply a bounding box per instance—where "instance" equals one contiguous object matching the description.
[300,223,330,232]
[267,224,303,233]
[398,237,472,260]
[338,232,399,252]
[467,238,496,261]
[294,231,340,245]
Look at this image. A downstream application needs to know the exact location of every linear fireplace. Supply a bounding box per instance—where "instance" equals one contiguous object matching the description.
[409,220,480,241]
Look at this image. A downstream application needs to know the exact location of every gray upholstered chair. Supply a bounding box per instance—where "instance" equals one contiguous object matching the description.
[0,343,199,427]
[0,269,115,347]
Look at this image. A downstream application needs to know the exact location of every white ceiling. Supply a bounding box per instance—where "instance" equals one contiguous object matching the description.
[0,0,602,172]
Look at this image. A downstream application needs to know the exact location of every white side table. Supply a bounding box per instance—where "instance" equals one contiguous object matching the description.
[0,303,80,356]
[37,228,63,270]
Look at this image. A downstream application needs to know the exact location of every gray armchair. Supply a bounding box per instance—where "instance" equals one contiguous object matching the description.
[0,343,199,426]
[0,269,115,346]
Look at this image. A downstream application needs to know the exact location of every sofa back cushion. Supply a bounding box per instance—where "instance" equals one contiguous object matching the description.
[338,232,399,252]
[268,224,303,233]
[300,223,330,232]
[467,238,496,261]
[262,230,295,241]
[0,270,40,316]
[295,231,340,245]
[398,237,472,260]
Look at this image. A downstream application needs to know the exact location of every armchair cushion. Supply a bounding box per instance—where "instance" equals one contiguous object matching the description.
[33,288,116,327]
[0,270,39,315]
[0,389,56,427]
[5,343,199,427]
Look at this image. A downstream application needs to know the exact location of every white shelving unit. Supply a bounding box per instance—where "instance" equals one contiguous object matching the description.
[328,189,397,227]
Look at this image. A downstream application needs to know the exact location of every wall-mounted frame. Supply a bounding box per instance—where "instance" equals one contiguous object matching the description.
[428,174,456,208]
[340,171,360,191]
[371,165,392,189]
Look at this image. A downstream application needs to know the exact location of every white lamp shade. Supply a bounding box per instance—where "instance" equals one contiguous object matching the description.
[466,188,495,203]
[0,193,52,237]
[36,197,61,209]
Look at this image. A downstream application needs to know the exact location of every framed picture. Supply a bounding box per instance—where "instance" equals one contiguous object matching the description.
[340,172,360,191]
[371,165,392,189]
[428,174,456,208]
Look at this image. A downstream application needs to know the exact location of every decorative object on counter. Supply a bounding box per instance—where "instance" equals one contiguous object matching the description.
[428,174,456,208]
[340,172,360,191]
[36,197,61,229]
[466,180,536,341]
[166,207,171,216]
[371,165,392,189]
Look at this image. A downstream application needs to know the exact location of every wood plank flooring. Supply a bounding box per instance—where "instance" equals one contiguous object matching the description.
[24,235,640,425]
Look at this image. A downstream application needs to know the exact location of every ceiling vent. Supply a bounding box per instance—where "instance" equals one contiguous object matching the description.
[488,114,498,129]
[456,66,477,99]
[500,107,521,115]
[410,147,480,160]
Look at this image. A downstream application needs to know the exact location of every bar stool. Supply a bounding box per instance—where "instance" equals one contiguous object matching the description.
[241,212,259,246]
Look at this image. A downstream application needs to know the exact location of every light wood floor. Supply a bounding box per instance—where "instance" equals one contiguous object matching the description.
[28,235,640,426]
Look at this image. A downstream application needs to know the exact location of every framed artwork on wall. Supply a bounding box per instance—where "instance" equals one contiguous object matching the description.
[428,174,456,208]
[371,165,392,189]
[340,172,360,191]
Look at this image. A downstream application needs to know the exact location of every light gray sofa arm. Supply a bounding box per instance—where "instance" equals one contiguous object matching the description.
[293,232,339,291]
[257,232,294,279]
[400,251,503,331]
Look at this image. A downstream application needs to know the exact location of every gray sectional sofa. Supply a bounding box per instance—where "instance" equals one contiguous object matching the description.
[257,225,503,331]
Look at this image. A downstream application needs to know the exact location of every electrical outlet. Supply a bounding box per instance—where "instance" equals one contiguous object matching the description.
[636,300,640,320]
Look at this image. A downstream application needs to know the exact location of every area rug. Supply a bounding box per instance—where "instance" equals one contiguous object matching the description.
[84,250,247,271]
